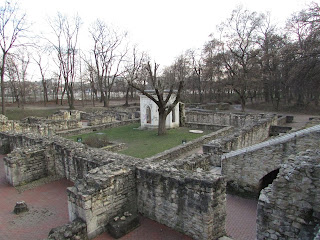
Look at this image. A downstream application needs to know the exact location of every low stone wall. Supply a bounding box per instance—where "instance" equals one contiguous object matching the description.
[185,122,228,131]
[186,103,230,111]
[0,117,53,136]
[136,164,226,240]
[101,142,126,152]
[23,116,82,131]
[186,110,272,127]
[81,111,116,126]
[0,114,82,136]
[203,116,278,165]
[221,125,320,195]
[67,164,137,239]
[257,150,320,239]
[56,119,139,137]
[48,110,81,121]
[81,109,139,126]
[147,126,233,162]
[1,131,138,183]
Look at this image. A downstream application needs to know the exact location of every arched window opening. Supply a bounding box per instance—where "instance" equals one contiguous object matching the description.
[172,107,176,123]
[258,168,280,192]
[146,106,151,124]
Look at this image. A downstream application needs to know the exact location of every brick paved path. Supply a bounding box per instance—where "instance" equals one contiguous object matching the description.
[0,155,257,240]
[94,216,192,240]
[226,194,257,240]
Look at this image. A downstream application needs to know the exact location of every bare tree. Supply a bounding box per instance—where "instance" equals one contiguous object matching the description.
[33,46,50,106]
[6,51,30,108]
[218,6,262,111]
[0,0,27,114]
[90,19,128,107]
[129,59,186,135]
[257,13,285,110]
[186,49,205,103]
[123,45,146,106]
[48,12,81,110]
[285,2,320,107]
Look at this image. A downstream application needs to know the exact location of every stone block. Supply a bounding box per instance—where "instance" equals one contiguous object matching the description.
[14,201,28,214]
[107,213,140,239]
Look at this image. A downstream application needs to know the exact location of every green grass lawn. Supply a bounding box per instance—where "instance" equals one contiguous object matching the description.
[68,123,210,159]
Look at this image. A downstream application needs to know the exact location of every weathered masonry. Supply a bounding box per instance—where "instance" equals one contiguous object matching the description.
[1,131,227,239]
[220,125,320,196]
[0,109,140,136]
[257,150,320,239]
[1,107,320,239]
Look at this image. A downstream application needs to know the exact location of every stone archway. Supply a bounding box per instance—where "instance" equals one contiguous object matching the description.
[258,168,280,192]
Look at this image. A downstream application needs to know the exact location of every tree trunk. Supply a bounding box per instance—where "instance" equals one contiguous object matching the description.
[158,110,167,135]
[240,96,246,112]
[61,86,66,105]
[91,90,95,107]
[130,87,134,100]
[67,85,75,110]
[103,91,109,107]
[43,81,48,107]
[1,53,6,115]
[124,86,130,106]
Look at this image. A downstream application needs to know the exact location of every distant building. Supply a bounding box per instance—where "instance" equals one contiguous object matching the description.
[140,90,180,129]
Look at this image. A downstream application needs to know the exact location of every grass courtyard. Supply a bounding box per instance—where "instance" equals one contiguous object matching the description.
[68,123,210,159]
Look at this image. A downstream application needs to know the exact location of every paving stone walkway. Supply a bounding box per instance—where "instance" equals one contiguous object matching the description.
[226,194,257,240]
[0,155,257,240]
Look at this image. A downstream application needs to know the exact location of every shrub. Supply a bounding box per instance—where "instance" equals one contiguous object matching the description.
[83,134,109,148]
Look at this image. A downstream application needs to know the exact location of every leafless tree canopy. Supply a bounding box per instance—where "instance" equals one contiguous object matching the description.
[0,1,320,122]
[89,19,128,107]
[48,12,81,109]
[0,0,27,114]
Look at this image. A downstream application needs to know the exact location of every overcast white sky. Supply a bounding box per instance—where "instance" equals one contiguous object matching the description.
[14,0,318,75]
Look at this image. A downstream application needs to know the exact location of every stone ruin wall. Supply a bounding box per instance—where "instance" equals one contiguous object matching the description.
[0,111,82,136]
[0,109,138,137]
[257,150,320,240]
[4,109,318,240]
[136,154,226,240]
[147,126,234,163]
[56,119,139,137]
[1,130,227,240]
[136,168,226,240]
[221,126,320,196]
[4,146,48,186]
[47,110,81,121]
[66,152,227,240]
[203,114,278,166]
[67,164,138,238]
[1,132,137,184]
[185,110,271,127]
[81,108,140,126]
